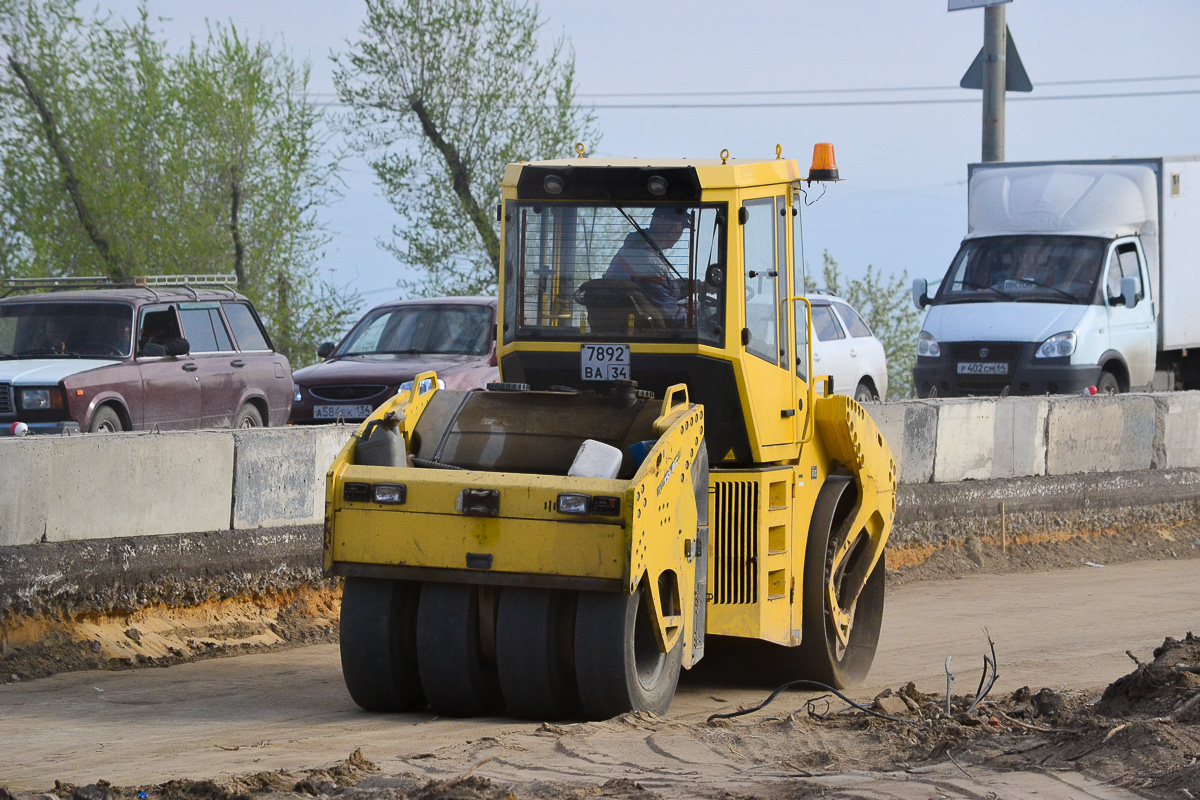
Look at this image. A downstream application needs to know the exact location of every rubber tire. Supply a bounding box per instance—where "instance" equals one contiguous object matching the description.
[416,583,504,717]
[339,577,425,712]
[234,403,264,428]
[496,588,580,720]
[853,381,876,404]
[574,588,682,720]
[1096,370,1120,395]
[793,475,885,688]
[88,406,125,433]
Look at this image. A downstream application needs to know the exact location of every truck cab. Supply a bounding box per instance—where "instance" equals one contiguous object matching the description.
[912,161,1164,397]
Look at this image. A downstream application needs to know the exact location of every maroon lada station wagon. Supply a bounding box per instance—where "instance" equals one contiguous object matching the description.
[0,277,293,435]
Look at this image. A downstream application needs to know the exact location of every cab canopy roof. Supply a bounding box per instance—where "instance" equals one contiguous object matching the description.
[503,157,805,202]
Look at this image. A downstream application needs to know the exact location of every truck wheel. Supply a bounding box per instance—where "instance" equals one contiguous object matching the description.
[1096,370,1120,395]
[339,577,425,712]
[416,582,504,717]
[574,587,682,719]
[795,475,885,688]
[496,588,580,720]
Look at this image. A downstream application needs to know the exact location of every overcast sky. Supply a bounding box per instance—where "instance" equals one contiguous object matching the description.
[90,0,1200,306]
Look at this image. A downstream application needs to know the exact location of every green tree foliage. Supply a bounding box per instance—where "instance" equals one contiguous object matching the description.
[809,251,921,399]
[0,0,359,365]
[333,0,600,298]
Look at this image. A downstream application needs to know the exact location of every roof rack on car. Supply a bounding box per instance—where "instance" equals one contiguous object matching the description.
[1,274,239,297]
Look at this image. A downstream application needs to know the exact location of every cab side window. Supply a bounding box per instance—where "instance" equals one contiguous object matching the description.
[742,198,779,365]
[1106,243,1143,301]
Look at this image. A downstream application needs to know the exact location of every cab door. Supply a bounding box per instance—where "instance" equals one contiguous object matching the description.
[1103,238,1156,387]
[739,194,795,449]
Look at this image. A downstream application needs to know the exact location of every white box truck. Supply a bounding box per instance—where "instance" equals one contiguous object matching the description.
[912,156,1200,397]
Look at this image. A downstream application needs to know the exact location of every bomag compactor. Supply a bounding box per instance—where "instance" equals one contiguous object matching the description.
[324,147,897,721]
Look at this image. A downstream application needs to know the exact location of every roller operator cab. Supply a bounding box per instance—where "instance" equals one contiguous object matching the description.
[324,151,897,721]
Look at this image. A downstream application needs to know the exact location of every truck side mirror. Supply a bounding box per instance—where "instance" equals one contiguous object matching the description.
[1119,276,1139,309]
[317,342,335,359]
[912,278,929,310]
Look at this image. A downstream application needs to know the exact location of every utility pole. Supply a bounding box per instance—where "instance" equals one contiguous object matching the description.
[981,3,1007,162]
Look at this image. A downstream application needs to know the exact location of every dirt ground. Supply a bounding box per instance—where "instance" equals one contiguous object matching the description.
[4,632,1197,799]
[2,528,1198,800]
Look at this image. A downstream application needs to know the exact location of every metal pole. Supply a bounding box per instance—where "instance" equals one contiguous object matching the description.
[981,3,1006,162]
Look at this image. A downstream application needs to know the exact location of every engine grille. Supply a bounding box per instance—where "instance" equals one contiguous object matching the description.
[0,383,12,414]
[710,479,758,605]
[946,342,1024,361]
[310,384,388,402]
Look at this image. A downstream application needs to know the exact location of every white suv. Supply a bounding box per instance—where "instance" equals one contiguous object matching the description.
[807,294,888,403]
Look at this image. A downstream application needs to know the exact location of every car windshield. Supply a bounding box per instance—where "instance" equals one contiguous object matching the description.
[0,301,134,358]
[935,235,1107,305]
[338,304,493,356]
[502,202,725,345]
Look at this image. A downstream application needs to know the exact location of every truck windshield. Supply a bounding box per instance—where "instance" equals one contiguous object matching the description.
[503,202,725,345]
[0,302,134,358]
[935,235,1107,305]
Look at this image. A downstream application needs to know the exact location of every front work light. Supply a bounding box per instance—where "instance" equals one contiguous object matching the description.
[372,483,407,505]
[556,493,592,515]
[543,174,565,195]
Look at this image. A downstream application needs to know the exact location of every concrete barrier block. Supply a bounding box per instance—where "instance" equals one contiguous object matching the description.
[0,431,234,547]
[1152,391,1200,469]
[867,400,939,484]
[992,396,1049,479]
[933,398,996,482]
[1046,394,1156,475]
[232,425,355,529]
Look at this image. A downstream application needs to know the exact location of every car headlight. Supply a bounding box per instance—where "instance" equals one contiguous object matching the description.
[17,387,63,410]
[1036,331,1077,359]
[398,377,447,394]
[917,331,940,358]
[293,386,303,403]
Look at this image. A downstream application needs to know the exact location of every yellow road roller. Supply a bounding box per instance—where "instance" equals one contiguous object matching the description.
[323,147,896,720]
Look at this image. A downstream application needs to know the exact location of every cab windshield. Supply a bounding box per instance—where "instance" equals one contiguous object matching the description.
[935,235,1106,305]
[503,202,726,345]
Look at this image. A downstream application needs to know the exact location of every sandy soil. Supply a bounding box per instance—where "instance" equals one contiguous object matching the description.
[2,549,1198,800]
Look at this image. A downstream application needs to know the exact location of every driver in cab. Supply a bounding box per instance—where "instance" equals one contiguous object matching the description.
[604,206,692,326]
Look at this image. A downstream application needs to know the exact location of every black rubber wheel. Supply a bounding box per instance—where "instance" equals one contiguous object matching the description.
[793,475,885,688]
[853,381,876,404]
[1096,370,1120,395]
[574,587,682,720]
[88,406,125,433]
[496,588,580,720]
[234,403,264,428]
[416,582,504,717]
[339,577,425,712]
